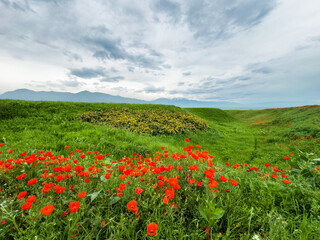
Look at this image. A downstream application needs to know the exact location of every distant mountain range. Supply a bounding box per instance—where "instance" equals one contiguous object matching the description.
[0,89,244,109]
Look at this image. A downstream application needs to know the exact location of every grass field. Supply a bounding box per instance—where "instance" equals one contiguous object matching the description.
[0,100,319,239]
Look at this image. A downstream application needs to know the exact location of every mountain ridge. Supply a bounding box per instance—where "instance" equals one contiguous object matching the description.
[0,89,241,109]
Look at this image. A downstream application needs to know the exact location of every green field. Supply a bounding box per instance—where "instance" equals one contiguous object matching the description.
[0,100,319,239]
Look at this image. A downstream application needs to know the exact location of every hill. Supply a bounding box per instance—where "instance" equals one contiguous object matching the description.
[0,89,242,109]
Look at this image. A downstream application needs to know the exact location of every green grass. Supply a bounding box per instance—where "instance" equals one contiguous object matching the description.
[0,100,319,239]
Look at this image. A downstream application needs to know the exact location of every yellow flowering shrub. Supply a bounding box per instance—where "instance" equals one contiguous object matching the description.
[79,108,209,135]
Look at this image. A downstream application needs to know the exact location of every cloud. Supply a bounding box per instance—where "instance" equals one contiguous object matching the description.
[0,0,320,108]
[184,0,277,40]
[70,67,105,79]
[141,86,165,93]
[182,71,192,76]
[151,0,181,23]
[100,76,125,83]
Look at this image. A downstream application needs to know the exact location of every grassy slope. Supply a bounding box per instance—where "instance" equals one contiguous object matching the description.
[1,100,320,239]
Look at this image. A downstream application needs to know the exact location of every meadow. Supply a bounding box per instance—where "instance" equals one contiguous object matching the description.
[0,100,319,239]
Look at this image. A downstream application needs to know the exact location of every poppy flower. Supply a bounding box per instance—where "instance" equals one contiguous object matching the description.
[41,205,54,215]
[69,201,80,213]
[284,156,290,160]
[208,180,218,188]
[283,179,291,184]
[22,202,32,211]
[135,188,143,195]
[27,178,38,185]
[119,183,126,191]
[17,191,27,199]
[147,222,158,237]
[220,175,228,182]
[185,138,189,142]
[230,179,238,186]
[78,191,86,198]
[127,200,137,211]
[27,195,36,203]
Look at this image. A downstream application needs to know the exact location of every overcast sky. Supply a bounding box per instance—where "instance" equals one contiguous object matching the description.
[1,0,320,106]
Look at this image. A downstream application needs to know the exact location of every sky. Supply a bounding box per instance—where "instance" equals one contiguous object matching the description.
[0,0,320,107]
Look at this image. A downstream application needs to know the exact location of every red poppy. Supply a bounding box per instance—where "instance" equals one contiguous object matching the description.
[41,205,54,215]
[230,179,238,186]
[135,188,143,195]
[185,138,189,142]
[119,183,126,191]
[209,180,218,188]
[27,178,38,185]
[104,173,110,179]
[22,202,32,211]
[270,174,277,179]
[27,195,36,203]
[17,191,27,199]
[283,179,291,184]
[147,222,158,237]
[284,156,290,160]
[69,201,80,213]
[78,191,86,198]
[127,200,137,211]
[220,175,228,182]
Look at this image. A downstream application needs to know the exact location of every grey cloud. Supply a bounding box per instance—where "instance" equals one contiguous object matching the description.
[100,76,125,83]
[61,79,82,87]
[151,0,181,23]
[86,37,127,60]
[182,71,192,76]
[185,0,276,40]
[252,67,272,74]
[142,86,165,93]
[1,0,32,11]
[127,66,135,72]
[70,67,105,79]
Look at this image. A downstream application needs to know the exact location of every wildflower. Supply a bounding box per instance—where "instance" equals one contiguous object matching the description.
[127,200,137,211]
[69,201,80,213]
[265,163,270,167]
[22,202,32,211]
[196,181,202,187]
[1,220,6,225]
[230,179,238,186]
[147,222,158,237]
[284,156,290,160]
[78,191,86,198]
[27,195,36,203]
[17,191,27,199]
[185,138,189,142]
[270,174,277,179]
[220,175,228,182]
[119,183,126,191]
[104,173,110,179]
[27,178,38,185]
[283,179,291,184]
[208,180,218,188]
[41,205,54,215]
[135,188,143,195]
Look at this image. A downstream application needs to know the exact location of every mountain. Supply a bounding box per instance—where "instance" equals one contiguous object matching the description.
[0,89,147,104]
[0,89,242,109]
